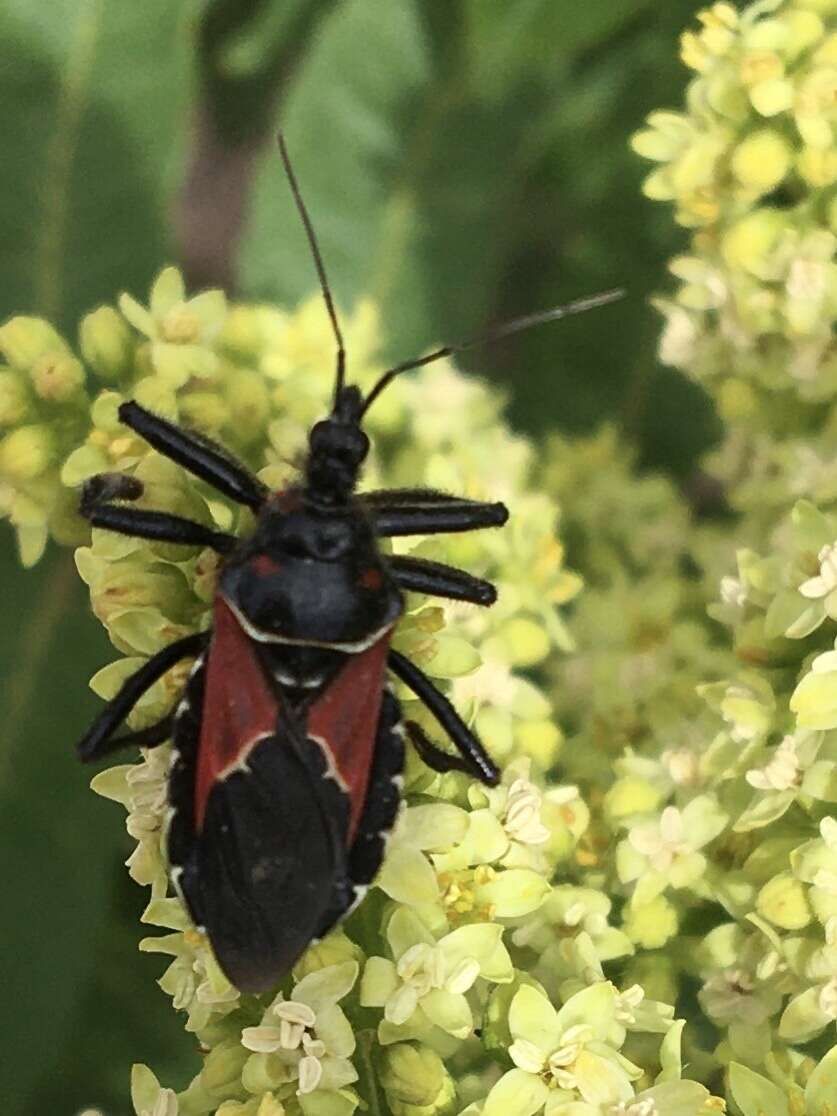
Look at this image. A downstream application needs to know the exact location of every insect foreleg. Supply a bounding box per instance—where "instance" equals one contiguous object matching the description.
[119,401,267,510]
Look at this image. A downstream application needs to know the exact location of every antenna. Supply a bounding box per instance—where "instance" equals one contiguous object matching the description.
[359,288,625,417]
[277,133,346,403]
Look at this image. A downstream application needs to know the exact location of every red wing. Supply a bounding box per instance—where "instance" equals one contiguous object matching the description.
[306,631,393,841]
[195,598,279,830]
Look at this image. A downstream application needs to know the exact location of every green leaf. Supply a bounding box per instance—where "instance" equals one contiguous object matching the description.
[0,547,115,1108]
[0,0,191,333]
[0,0,193,1106]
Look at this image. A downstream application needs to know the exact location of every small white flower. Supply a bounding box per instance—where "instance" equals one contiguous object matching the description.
[799,541,837,599]
[503,777,550,845]
[629,806,687,872]
[615,984,645,1025]
[547,1024,594,1088]
[509,1037,547,1073]
[746,735,801,791]
[700,968,768,1025]
[661,747,700,786]
[821,816,837,848]
[138,1090,178,1116]
[818,977,837,1020]
[609,1100,658,1116]
[720,574,747,608]
[658,304,698,368]
[297,1052,324,1095]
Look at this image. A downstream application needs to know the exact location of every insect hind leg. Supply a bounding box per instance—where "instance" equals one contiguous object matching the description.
[77,632,208,762]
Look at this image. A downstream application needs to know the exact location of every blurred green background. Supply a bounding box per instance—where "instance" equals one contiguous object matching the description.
[0,2,718,1113]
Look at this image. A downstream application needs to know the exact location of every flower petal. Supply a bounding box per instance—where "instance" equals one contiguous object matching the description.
[573,1049,634,1105]
[805,1045,837,1116]
[400,803,469,850]
[483,1069,549,1116]
[360,957,399,1008]
[293,961,358,1014]
[386,906,435,960]
[508,985,563,1052]
[313,1005,356,1059]
[729,1063,791,1116]
[421,988,473,1038]
[554,983,618,1042]
[376,844,440,906]
[475,868,550,917]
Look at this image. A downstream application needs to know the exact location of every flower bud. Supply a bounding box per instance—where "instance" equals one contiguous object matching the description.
[731,129,791,195]
[380,1043,456,1116]
[0,316,66,369]
[293,931,364,981]
[200,1037,249,1096]
[31,351,85,402]
[179,390,229,435]
[623,895,679,948]
[0,370,29,425]
[80,305,134,380]
[757,872,812,930]
[224,368,270,441]
[0,424,54,480]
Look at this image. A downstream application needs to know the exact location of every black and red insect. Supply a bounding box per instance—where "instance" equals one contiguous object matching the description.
[76,137,619,994]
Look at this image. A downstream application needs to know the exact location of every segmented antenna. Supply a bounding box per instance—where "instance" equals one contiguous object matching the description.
[277,134,347,403]
[359,288,625,417]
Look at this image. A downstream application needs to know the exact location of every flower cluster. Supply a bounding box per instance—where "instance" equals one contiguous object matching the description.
[0,268,718,1116]
[5,3,836,1103]
[632,0,837,517]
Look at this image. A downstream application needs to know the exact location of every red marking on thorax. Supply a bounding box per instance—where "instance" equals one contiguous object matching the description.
[268,488,303,514]
[359,567,383,591]
[251,553,282,576]
[307,631,393,841]
[194,598,278,829]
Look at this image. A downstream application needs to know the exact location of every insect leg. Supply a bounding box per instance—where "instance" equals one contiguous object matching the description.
[81,472,236,552]
[85,714,175,759]
[119,401,267,509]
[403,719,474,776]
[388,555,497,605]
[361,487,472,506]
[77,632,208,762]
[370,500,508,537]
[388,649,499,785]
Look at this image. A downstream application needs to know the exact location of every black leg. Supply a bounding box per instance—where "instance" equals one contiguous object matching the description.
[80,472,236,553]
[85,503,236,553]
[388,650,499,785]
[388,555,496,605]
[368,499,508,538]
[78,632,208,762]
[404,719,475,776]
[86,715,175,760]
[119,401,267,510]
[361,488,474,506]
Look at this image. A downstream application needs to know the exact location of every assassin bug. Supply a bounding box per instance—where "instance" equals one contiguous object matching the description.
[76,135,622,993]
